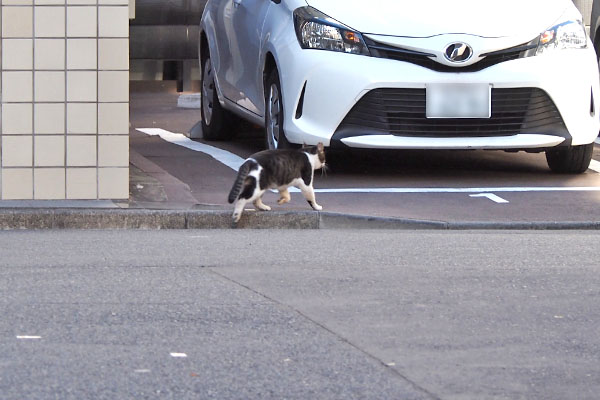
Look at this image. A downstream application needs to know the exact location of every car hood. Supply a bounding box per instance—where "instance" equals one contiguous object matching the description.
[304,0,573,39]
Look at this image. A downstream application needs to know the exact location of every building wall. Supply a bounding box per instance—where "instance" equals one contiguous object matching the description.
[0,0,129,200]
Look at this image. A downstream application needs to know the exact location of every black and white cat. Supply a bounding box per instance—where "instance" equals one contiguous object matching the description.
[228,143,326,224]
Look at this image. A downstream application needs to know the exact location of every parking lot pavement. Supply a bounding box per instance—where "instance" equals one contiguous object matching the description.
[122,88,600,230]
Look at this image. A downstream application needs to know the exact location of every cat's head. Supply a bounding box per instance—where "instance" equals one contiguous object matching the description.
[303,142,326,169]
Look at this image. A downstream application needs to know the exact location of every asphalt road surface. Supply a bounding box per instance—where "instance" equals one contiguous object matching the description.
[1,230,599,399]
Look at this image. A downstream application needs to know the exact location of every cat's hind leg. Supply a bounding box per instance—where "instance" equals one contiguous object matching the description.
[232,176,261,225]
[232,198,248,225]
[277,188,291,205]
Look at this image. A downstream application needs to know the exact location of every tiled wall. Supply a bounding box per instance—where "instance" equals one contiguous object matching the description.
[1,0,129,200]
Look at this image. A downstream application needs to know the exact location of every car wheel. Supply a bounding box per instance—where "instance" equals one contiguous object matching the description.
[264,68,293,150]
[545,143,594,174]
[201,55,236,141]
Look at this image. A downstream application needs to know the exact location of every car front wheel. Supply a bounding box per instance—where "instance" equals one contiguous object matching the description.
[264,68,293,150]
[545,143,594,174]
[201,55,236,141]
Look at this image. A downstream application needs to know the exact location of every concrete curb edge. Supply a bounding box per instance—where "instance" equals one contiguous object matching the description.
[1,208,600,230]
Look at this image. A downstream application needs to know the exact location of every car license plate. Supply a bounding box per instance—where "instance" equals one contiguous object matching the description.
[426,83,491,119]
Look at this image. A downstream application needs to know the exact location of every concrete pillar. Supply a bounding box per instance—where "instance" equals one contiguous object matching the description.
[573,0,593,25]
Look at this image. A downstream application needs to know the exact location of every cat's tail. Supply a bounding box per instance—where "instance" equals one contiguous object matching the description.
[228,160,252,203]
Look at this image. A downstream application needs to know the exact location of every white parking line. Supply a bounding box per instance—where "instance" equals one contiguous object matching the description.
[137,128,245,171]
[314,186,600,193]
[138,128,600,195]
[170,352,188,358]
[470,193,510,203]
[590,159,600,173]
[16,336,42,339]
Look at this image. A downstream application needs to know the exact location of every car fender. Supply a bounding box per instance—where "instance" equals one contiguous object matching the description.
[259,1,314,141]
[256,2,290,115]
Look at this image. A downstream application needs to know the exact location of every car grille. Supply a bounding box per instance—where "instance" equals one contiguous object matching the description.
[335,88,569,139]
[366,39,536,73]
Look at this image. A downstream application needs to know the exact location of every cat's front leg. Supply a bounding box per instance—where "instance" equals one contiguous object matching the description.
[300,186,322,211]
[277,188,291,205]
[253,197,271,211]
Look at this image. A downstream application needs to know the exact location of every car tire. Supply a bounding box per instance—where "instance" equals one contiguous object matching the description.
[200,54,236,141]
[545,143,594,174]
[264,68,293,150]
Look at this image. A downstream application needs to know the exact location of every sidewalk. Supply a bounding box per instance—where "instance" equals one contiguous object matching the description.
[1,88,600,230]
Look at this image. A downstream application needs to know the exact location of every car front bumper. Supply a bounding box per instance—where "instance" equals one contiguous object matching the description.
[278,43,600,150]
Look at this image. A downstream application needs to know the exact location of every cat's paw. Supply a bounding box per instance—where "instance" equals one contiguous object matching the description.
[253,199,271,211]
[253,203,271,211]
[308,201,323,211]
[277,197,290,205]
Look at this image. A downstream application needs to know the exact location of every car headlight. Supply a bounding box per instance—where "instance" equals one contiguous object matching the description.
[536,20,587,55]
[293,7,369,56]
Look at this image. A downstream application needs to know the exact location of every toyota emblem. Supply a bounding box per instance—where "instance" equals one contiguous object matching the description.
[444,42,473,63]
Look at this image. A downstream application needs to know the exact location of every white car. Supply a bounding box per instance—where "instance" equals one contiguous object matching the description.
[200,0,599,173]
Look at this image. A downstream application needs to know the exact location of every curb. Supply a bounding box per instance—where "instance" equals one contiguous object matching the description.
[0,209,319,230]
[446,220,600,230]
[1,208,600,230]
[177,93,201,109]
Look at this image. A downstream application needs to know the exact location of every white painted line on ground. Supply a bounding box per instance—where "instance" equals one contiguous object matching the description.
[470,193,510,203]
[589,159,600,173]
[314,187,600,194]
[16,336,42,339]
[170,352,188,358]
[138,127,600,195]
[137,128,245,171]
[134,369,151,373]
